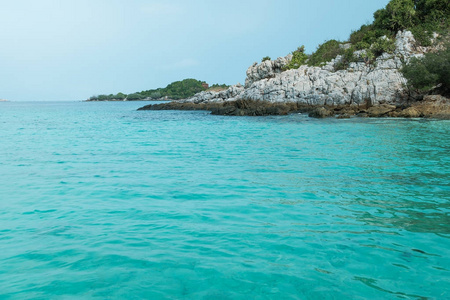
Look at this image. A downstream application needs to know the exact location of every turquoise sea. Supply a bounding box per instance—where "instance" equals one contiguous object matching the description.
[0,101,449,299]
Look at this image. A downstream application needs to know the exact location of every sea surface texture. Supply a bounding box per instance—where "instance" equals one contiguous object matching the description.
[0,101,449,299]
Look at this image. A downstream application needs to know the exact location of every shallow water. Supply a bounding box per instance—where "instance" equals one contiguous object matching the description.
[0,101,449,299]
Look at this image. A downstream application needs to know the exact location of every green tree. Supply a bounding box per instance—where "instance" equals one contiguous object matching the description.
[307,40,342,67]
[114,92,127,100]
[414,0,450,24]
[374,0,416,31]
[401,46,450,94]
[283,46,308,70]
[127,93,144,100]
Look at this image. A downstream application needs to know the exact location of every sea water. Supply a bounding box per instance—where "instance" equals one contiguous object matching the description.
[0,101,449,299]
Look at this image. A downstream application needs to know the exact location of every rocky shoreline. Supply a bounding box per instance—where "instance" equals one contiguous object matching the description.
[138,95,450,119]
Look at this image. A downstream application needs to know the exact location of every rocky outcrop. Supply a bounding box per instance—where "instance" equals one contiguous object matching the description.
[138,95,450,118]
[308,107,334,118]
[138,30,450,118]
[237,32,423,106]
[182,31,423,107]
[181,84,245,104]
[245,55,292,87]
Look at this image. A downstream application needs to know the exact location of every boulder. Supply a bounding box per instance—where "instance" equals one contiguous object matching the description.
[398,107,421,118]
[309,107,334,118]
[367,104,396,117]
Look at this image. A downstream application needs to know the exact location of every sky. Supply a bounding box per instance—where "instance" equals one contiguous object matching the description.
[0,0,391,101]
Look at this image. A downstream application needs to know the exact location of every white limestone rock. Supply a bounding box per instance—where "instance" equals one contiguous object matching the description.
[245,55,291,87]
[183,84,245,104]
[184,30,431,107]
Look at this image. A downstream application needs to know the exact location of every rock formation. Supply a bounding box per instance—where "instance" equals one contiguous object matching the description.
[183,31,425,107]
[139,31,449,118]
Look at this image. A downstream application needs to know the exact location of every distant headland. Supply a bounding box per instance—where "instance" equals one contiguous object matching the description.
[85,79,229,102]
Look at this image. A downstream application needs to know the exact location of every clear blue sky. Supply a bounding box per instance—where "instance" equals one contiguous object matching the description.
[0,0,391,101]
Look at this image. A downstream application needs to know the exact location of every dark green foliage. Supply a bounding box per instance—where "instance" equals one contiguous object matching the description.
[374,0,416,31]
[349,0,449,49]
[127,93,144,100]
[335,47,358,70]
[307,40,342,67]
[411,24,434,46]
[401,46,450,93]
[96,94,109,101]
[414,0,450,25]
[90,79,224,101]
[115,92,126,100]
[262,56,271,62]
[350,24,393,50]
[209,83,229,89]
[370,37,396,56]
[164,79,206,100]
[283,0,449,74]
[283,46,308,70]
[141,78,208,100]
[89,92,128,101]
[411,0,450,45]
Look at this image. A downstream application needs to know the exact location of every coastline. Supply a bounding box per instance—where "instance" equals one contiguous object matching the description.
[137,30,449,119]
[138,95,450,120]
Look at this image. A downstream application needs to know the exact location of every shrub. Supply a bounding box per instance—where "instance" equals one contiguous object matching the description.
[347,0,449,52]
[335,47,358,70]
[411,24,434,46]
[283,46,308,70]
[350,25,373,45]
[370,37,396,56]
[374,0,416,31]
[401,45,450,93]
[210,83,229,89]
[307,40,342,67]
[355,41,371,51]
[261,56,271,62]
[415,0,450,25]
[360,50,376,65]
[350,24,393,50]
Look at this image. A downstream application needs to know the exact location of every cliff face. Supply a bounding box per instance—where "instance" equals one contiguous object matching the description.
[185,31,429,106]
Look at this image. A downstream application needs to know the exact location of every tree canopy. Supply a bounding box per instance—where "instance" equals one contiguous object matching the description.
[88,78,228,101]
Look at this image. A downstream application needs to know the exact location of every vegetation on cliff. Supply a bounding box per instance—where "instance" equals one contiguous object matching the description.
[282,46,308,70]
[402,45,450,95]
[280,0,449,72]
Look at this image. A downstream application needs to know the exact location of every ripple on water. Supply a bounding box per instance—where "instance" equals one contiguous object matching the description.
[0,102,449,299]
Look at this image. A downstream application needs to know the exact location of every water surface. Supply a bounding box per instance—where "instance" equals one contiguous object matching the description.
[0,101,449,299]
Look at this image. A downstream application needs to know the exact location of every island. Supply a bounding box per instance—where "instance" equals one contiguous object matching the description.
[138,0,449,119]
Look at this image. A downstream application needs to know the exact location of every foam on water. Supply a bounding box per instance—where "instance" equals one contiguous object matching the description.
[0,101,449,299]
